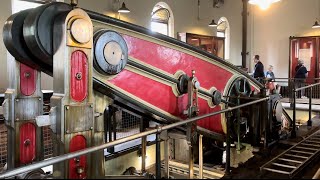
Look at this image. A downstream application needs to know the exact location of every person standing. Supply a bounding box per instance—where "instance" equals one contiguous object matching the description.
[253,55,265,84]
[294,60,308,98]
[265,65,281,94]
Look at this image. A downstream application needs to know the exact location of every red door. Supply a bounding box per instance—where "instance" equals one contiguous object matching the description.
[290,37,317,83]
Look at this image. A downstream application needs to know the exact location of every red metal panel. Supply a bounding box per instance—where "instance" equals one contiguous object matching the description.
[122,35,233,92]
[109,35,234,134]
[109,70,223,133]
[19,123,36,164]
[197,98,223,134]
[20,64,36,96]
[69,135,87,179]
[70,51,88,102]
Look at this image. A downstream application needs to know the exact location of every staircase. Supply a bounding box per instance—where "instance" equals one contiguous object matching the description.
[260,130,320,178]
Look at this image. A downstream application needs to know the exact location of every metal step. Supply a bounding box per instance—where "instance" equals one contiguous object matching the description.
[260,130,320,178]
[161,161,224,179]
[283,154,308,159]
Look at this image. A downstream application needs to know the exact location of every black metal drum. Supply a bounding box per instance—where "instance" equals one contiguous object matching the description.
[93,30,128,75]
[3,9,52,75]
[23,2,72,66]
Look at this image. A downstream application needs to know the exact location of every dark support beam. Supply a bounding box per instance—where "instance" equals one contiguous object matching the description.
[226,111,231,175]
[307,87,312,126]
[292,90,297,138]
[156,129,161,179]
[242,0,248,68]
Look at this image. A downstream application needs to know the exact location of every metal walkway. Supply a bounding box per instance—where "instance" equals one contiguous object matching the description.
[260,129,320,178]
[161,161,224,179]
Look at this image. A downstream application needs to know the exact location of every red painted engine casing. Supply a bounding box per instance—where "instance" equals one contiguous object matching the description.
[70,51,88,102]
[69,135,87,179]
[107,35,235,134]
[20,64,36,96]
[19,123,36,164]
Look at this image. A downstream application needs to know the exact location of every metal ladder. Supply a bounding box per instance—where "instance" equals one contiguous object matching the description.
[260,129,320,178]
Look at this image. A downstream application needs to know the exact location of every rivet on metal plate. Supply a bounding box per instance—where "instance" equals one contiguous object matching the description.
[75,72,82,80]
[24,72,31,78]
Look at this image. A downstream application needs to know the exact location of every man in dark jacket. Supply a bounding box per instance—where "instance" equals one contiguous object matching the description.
[294,59,308,98]
[253,55,265,84]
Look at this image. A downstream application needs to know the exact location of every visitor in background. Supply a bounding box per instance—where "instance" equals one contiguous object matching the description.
[265,65,281,95]
[294,60,308,98]
[253,55,265,84]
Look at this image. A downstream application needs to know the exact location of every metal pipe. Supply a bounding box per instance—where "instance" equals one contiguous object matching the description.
[242,0,248,68]
[225,111,231,175]
[312,167,320,179]
[223,95,262,100]
[156,131,161,179]
[237,96,241,151]
[260,88,267,148]
[141,136,147,172]
[164,138,169,179]
[295,82,320,92]
[128,60,179,84]
[188,135,194,179]
[292,90,297,138]
[0,98,269,179]
[199,134,203,179]
[267,96,273,147]
[308,87,312,126]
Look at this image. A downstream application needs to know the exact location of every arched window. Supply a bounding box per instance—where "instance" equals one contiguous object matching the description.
[217,17,230,60]
[151,2,174,37]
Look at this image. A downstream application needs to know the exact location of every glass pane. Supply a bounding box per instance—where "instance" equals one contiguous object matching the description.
[151,21,168,36]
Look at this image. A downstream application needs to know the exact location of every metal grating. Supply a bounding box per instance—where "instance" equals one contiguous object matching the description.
[106,108,141,141]
[0,124,7,172]
[116,109,141,138]
[43,126,53,159]
[105,107,142,153]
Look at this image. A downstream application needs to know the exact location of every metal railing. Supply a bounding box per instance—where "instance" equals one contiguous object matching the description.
[0,97,269,179]
[291,82,320,138]
[254,77,320,99]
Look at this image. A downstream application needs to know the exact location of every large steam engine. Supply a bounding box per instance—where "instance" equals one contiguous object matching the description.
[1,1,291,179]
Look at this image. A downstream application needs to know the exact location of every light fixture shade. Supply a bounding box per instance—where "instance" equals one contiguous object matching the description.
[312,21,320,28]
[209,19,217,27]
[118,2,130,13]
[248,0,281,10]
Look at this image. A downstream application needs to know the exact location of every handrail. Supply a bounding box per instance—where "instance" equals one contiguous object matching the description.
[0,97,269,179]
[312,167,320,179]
[295,82,320,92]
